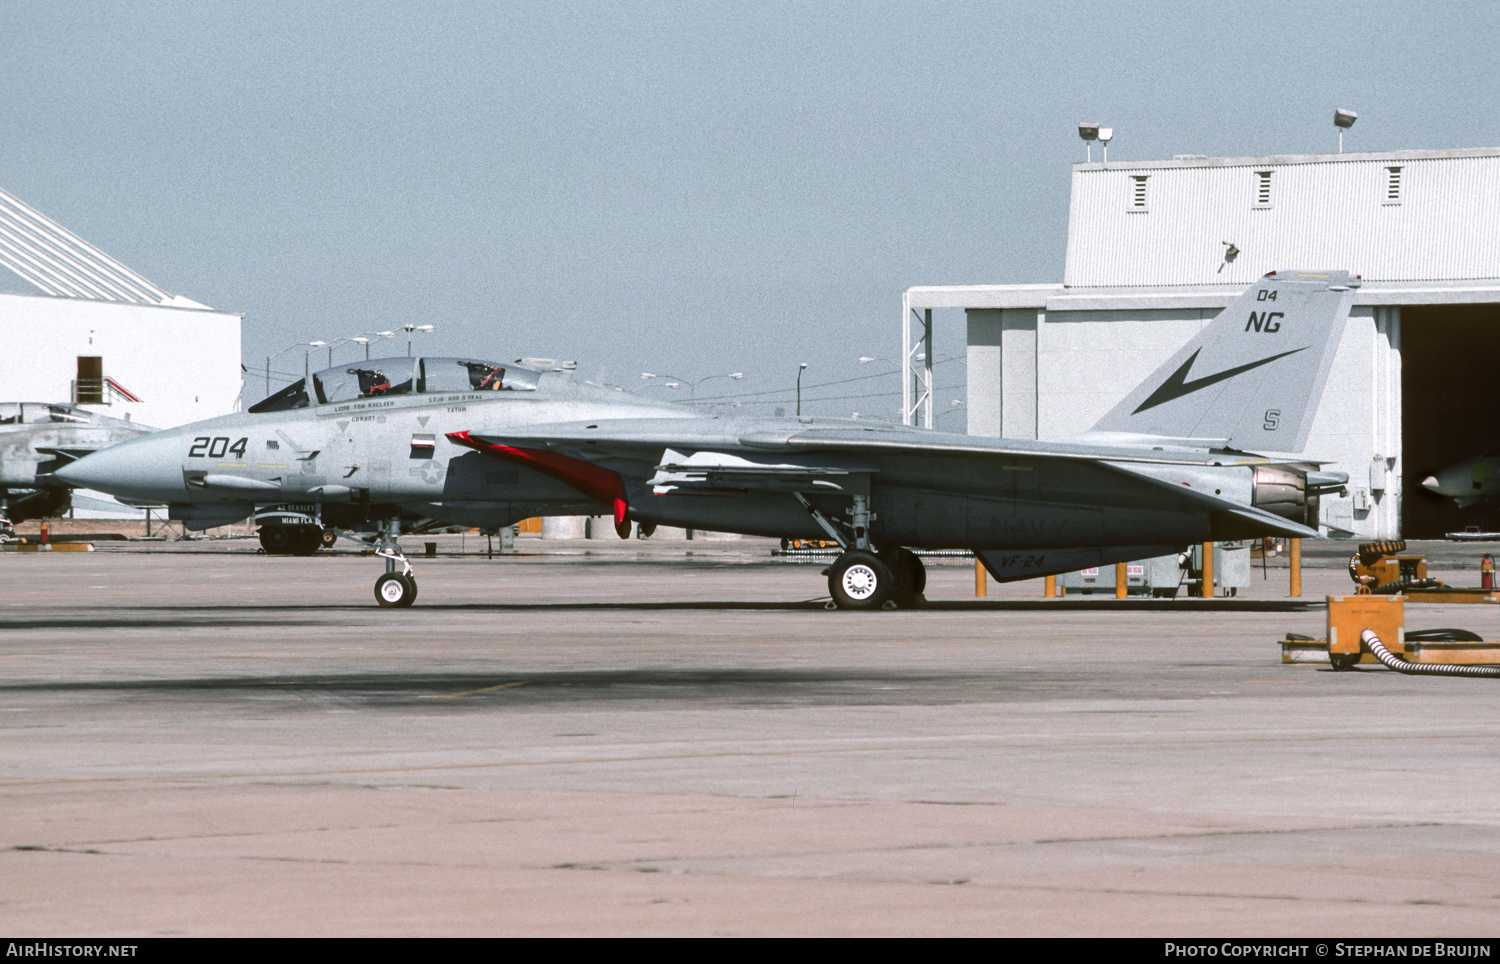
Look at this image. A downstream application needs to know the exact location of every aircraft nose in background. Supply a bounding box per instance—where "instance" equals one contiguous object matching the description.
[55,434,182,501]
[1421,475,1443,494]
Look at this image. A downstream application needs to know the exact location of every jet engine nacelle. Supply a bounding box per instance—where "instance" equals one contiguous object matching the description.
[1251,465,1311,525]
[1249,464,1342,529]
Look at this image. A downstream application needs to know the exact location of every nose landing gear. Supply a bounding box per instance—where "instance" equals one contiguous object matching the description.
[372,519,417,608]
[375,570,417,607]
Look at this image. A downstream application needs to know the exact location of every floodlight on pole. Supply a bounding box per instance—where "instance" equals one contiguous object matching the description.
[401,324,435,356]
[796,362,808,416]
[1334,108,1357,153]
[1098,127,1113,164]
[1079,122,1100,163]
[304,341,327,381]
[642,370,743,400]
[265,342,308,396]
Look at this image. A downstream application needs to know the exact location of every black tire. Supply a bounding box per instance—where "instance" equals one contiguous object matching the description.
[882,547,927,608]
[375,572,417,608]
[828,550,893,610]
[320,527,338,549]
[289,525,321,556]
[907,551,926,597]
[1329,652,1361,671]
[259,525,293,554]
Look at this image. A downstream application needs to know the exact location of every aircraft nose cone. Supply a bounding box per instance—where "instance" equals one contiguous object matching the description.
[55,434,182,501]
[1421,475,1442,493]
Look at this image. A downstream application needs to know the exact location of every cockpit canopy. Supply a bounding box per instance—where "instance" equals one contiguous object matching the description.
[247,357,540,413]
[0,403,94,426]
[419,356,541,394]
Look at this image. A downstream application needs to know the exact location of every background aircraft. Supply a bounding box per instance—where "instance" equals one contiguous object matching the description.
[60,271,1354,608]
[1422,454,1500,510]
[1,402,150,535]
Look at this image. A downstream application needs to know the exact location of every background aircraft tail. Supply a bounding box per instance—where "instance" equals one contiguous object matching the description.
[1089,271,1358,452]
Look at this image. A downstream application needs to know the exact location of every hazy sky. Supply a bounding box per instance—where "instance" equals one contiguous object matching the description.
[3,1,1497,422]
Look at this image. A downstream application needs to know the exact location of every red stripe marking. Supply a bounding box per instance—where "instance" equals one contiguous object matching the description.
[447,431,629,525]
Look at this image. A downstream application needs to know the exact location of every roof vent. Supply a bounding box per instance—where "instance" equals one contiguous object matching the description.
[1384,166,1402,205]
[1129,175,1149,212]
[1253,171,1273,209]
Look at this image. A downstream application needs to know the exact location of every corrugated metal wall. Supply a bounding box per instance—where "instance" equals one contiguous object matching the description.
[1064,153,1500,287]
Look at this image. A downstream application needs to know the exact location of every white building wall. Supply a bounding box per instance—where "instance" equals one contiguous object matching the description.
[1035,309,1209,437]
[1065,149,1500,287]
[0,292,242,429]
[965,307,1040,439]
[965,311,1002,438]
[1000,309,1039,440]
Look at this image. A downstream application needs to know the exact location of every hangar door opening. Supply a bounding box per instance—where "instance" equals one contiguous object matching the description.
[1402,305,1500,537]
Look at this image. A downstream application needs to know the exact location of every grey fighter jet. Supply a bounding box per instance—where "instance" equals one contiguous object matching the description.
[449,270,1356,608]
[0,403,152,535]
[57,357,694,602]
[60,270,1354,609]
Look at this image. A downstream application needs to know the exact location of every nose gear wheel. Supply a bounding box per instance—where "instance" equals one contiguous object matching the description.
[375,571,417,607]
[370,518,416,608]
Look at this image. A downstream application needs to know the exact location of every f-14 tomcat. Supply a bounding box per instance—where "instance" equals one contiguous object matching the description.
[60,270,1356,608]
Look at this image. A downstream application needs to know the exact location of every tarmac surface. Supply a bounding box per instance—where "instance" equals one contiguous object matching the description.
[3,535,1500,936]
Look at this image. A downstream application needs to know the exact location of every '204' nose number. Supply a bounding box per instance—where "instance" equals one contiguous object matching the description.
[188,436,249,459]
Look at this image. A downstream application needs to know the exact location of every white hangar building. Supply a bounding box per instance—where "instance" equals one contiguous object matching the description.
[0,185,242,431]
[905,147,1500,539]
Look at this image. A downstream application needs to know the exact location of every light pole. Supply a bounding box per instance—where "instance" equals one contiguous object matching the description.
[796,362,807,416]
[402,324,435,356]
[1334,108,1357,153]
[857,356,901,419]
[641,371,743,402]
[265,342,310,397]
[303,342,327,382]
[358,331,395,360]
[328,330,396,365]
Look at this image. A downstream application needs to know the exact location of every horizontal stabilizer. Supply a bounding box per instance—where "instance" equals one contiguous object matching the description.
[1104,460,1322,538]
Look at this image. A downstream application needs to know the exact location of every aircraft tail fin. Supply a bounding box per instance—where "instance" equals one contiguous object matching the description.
[1089,271,1358,452]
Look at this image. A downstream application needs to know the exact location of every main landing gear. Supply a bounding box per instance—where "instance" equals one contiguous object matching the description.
[372,518,417,608]
[794,492,926,611]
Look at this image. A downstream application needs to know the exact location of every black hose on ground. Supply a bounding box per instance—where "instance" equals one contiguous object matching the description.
[1369,577,1443,595]
[1359,628,1500,678]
